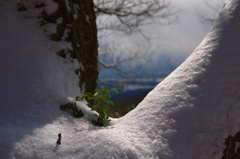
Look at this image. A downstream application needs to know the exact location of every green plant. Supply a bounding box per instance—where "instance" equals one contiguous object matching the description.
[60,86,119,126]
[60,99,83,118]
[79,86,119,126]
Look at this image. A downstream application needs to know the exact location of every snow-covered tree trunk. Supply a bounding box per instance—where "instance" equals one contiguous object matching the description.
[15,0,99,105]
[0,0,98,157]
[40,0,98,106]
[16,0,99,105]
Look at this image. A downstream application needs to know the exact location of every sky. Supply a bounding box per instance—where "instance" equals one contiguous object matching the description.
[124,0,225,55]
[99,0,226,79]
[158,0,225,55]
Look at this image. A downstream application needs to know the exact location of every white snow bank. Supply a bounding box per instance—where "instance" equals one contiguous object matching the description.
[0,1,81,158]
[121,0,240,158]
[1,0,240,158]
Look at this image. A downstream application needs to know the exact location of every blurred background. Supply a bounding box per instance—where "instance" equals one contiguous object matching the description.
[95,0,226,117]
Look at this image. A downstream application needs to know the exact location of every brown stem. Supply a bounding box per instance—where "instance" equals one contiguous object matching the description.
[56,133,62,145]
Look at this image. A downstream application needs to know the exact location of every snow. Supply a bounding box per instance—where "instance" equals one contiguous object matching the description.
[64,0,70,12]
[42,0,58,15]
[1,0,240,158]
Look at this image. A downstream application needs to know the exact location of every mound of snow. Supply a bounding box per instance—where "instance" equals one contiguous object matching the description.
[1,0,240,158]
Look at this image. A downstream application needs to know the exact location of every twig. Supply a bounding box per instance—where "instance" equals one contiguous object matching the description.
[56,133,62,145]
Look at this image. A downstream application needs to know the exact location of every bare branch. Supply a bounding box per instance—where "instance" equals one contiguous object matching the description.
[95,0,176,80]
[94,0,176,36]
[98,42,155,78]
[199,0,226,25]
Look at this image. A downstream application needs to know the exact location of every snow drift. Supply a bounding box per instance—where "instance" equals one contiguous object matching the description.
[1,0,240,158]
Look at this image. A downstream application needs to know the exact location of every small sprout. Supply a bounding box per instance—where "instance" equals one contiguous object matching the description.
[79,86,119,126]
[60,87,119,126]
[56,133,62,145]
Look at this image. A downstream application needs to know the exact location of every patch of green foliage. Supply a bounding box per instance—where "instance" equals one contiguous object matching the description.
[60,99,83,118]
[40,1,99,105]
[60,87,119,126]
[83,86,119,126]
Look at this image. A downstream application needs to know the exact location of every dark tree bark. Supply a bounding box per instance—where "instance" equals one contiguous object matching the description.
[222,132,240,159]
[40,0,99,106]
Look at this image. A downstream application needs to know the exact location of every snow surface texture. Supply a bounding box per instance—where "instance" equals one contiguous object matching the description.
[1,0,240,158]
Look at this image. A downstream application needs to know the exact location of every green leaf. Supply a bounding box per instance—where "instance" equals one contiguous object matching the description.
[111,88,119,94]
[80,96,85,100]
[60,86,119,126]
[108,100,114,105]
[76,96,82,101]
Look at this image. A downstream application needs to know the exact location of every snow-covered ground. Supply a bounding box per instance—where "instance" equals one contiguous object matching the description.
[1,0,240,158]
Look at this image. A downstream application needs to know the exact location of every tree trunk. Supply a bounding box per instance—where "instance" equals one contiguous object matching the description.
[42,0,99,106]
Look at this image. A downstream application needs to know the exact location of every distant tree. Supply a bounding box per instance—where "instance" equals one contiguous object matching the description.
[200,0,225,25]
[94,0,174,37]
[94,0,176,78]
